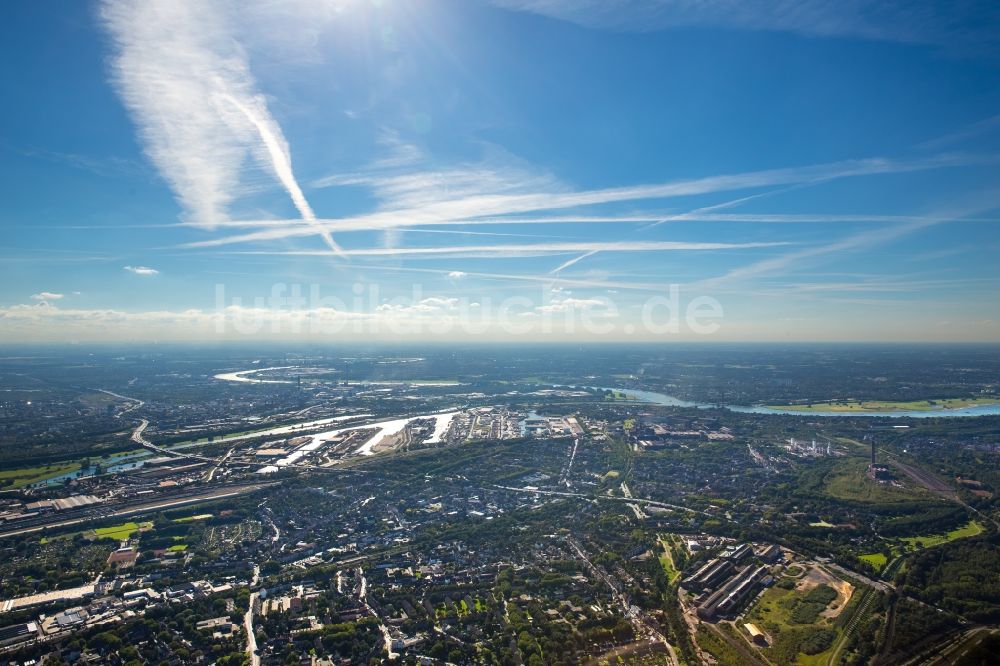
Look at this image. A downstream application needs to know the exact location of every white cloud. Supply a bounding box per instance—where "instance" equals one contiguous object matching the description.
[186,152,982,247]
[101,0,339,252]
[699,199,1000,288]
[313,144,565,215]
[192,210,1000,230]
[419,296,460,310]
[536,296,607,313]
[368,131,425,170]
[124,265,160,276]
[447,271,467,278]
[376,297,460,315]
[227,240,788,259]
[31,292,64,301]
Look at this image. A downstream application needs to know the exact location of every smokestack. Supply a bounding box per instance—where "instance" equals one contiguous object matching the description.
[871,440,876,466]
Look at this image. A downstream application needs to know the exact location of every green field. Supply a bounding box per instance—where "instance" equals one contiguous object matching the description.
[173,513,213,523]
[901,520,984,550]
[809,520,836,528]
[0,462,81,489]
[824,459,929,503]
[658,535,682,584]
[859,553,888,571]
[746,583,842,664]
[166,544,188,552]
[92,521,152,541]
[766,397,1000,413]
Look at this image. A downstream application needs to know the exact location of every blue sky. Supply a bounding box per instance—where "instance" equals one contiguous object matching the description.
[1,0,999,342]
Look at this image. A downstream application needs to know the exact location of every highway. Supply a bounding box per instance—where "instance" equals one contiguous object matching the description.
[97,388,144,416]
[206,445,238,481]
[131,418,219,464]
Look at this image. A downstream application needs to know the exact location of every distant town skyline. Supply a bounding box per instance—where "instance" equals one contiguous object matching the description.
[2,0,1000,342]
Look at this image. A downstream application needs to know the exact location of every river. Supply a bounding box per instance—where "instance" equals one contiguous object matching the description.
[591,387,1000,418]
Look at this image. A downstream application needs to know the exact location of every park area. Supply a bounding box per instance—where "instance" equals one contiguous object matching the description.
[744,566,853,665]
[858,519,984,570]
[89,521,153,541]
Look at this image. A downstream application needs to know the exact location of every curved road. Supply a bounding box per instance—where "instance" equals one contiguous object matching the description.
[245,591,260,666]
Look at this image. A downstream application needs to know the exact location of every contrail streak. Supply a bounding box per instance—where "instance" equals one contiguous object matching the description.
[550,250,598,274]
[223,94,343,255]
